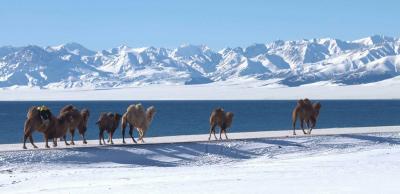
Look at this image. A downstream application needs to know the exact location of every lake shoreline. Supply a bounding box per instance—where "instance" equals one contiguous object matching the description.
[3,125,400,152]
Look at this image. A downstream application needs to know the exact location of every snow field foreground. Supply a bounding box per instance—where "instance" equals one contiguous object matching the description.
[1,128,400,193]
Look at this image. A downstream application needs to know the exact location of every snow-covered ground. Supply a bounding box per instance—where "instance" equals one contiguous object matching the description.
[1,76,400,100]
[1,126,400,194]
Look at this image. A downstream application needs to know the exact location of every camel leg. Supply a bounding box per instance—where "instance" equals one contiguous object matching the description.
[82,133,87,144]
[28,135,38,149]
[24,132,38,149]
[110,131,115,145]
[129,125,137,144]
[137,129,143,143]
[224,129,229,140]
[292,118,297,135]
[103,131,107,145]
[63,135,70,146]
[99,130,103,145]
[305,120,310,134]
[23,120,36,149]
[300,120,307,134]
[220,124,227,140]
[208,124,216,141]
[23,134,28,149]
[69,129,75,145]
[121,123,127,144]
[139,130,147,143]
[213,127,218,140]
[309,119,316,134]
[44,135,50,148]
[53,138,58,147]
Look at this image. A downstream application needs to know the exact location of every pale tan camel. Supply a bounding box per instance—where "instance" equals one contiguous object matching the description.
[208,108,234,140]
[121,104,156,143]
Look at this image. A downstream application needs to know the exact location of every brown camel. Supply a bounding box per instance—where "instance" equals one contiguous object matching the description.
[121,104,156,144]
[208,108,234,140]
[22,106,52,149]
[45,111,75,148]
[22,106,74,149]
[59,105,90,145]
[96,112,122,145]
[292,98,322,135]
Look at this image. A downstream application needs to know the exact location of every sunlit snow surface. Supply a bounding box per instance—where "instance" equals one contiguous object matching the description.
[1,130,400,194]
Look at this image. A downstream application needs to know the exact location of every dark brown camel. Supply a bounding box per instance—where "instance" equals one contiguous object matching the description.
[45,111,75,148]
[96,112,122,145]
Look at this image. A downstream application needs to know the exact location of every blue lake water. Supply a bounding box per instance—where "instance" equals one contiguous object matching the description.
[0,100,399,144]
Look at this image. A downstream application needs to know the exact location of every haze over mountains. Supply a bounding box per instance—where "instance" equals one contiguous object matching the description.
[0,35,399,89]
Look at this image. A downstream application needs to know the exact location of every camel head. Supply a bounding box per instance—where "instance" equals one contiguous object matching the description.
[81,109,90,121]
[216,107,224,112]
[60,104,77,114]
[114,113,122,121]
[303,98,312,105]
[226,112,234,120]
[135,103,144,111]
[58,111,75,125]
[313,102,322,118]
[146,106,156,124]
[297,99,305,106]
[225,112,234,127]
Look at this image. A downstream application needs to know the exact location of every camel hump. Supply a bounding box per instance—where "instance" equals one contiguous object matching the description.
[27,106,38,118]
[303,98,311,105]
[135,103,143,111]
[313,102,322,109]
[147,106,156,113]
[226,112,234,118]
[114,113,122,120]
[60,104,75,113]
[37,105,49,112]
[297,99,305,106]
[127,104,143,112]
[213,107,224,114]
[81,108,90,116]
[127,104,135,112]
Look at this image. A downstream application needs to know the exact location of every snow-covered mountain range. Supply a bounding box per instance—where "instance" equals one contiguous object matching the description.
[0,35,399,89]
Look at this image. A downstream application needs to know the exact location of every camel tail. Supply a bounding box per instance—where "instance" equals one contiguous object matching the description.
[121,114,127,130]
[292,109,298,131]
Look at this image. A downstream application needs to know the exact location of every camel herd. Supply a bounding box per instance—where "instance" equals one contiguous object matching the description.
[22,99,321,149]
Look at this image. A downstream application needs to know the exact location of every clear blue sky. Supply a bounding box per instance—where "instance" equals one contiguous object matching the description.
[0,0,399,50]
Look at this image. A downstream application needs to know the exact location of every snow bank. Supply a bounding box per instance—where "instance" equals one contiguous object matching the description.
[0,77,399,100]
[1,126,400,193]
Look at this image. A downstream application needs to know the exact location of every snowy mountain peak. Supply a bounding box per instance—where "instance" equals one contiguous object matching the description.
[47,42,95,56]
[0,35,400,88]
[173,44,210,57]
[353,35,395,46]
